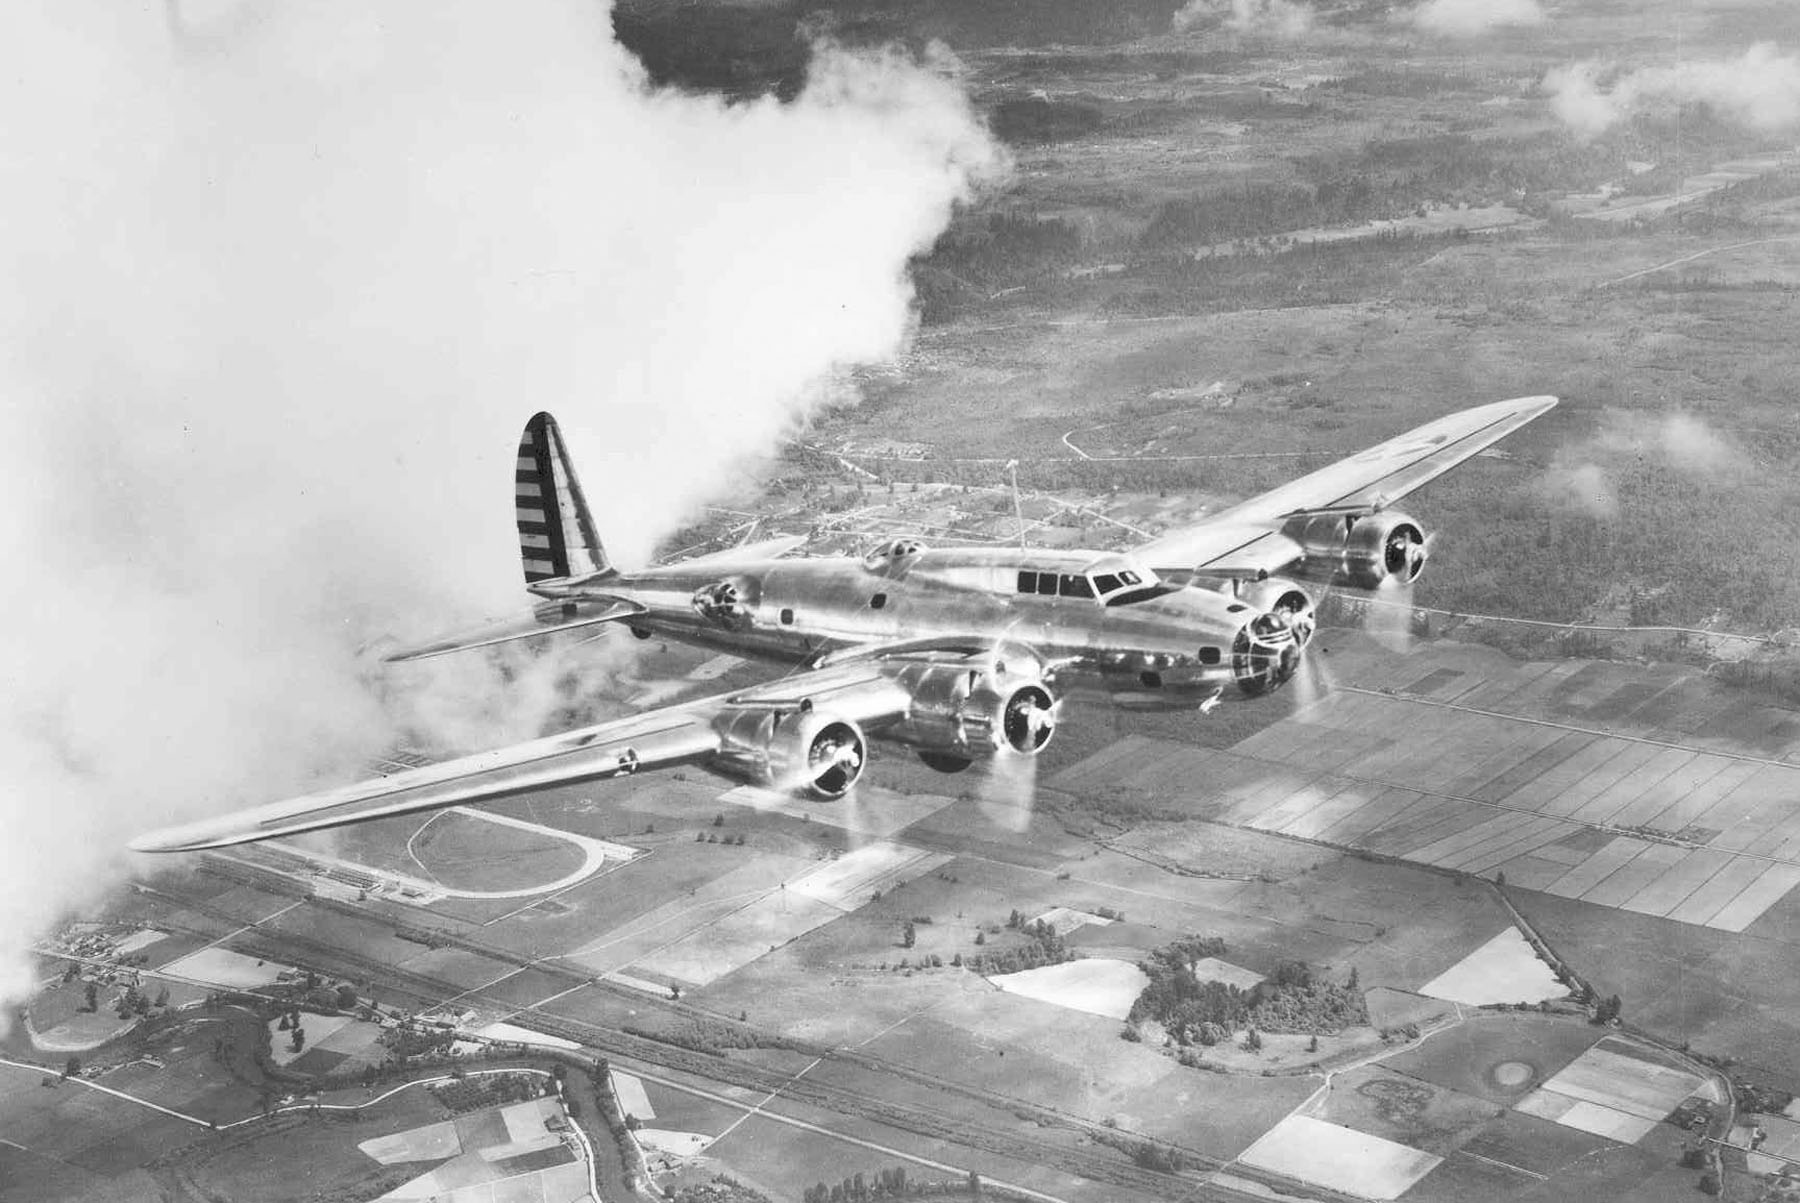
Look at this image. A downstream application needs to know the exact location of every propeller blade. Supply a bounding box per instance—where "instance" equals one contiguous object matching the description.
[1366,573,1417,652]
[1289,643,1339,713]
[971,747,1039,834]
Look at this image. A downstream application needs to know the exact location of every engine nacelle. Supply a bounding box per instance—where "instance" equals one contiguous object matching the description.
[1235,577,1317,634]
[691,574,760,630]
[883,659,1058,761]
[1282,511,1428,592]
[1229,577,1316,697]
[710,707,865,800]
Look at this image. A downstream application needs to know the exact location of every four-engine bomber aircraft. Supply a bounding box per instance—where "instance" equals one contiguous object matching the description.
[133,396,1556,853]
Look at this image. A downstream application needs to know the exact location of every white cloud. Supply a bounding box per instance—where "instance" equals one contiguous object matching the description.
[1546,42,1800,138]
[1537,461,1618,519]
[1537,411,1741,519]
[0,1,1001,1023]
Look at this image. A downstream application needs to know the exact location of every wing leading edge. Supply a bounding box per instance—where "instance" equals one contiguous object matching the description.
[1135,395,1557,574]
[129,655,927,853]
[128,709,717,852]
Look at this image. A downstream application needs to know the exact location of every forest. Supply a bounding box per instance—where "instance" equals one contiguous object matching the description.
[1125,939,1368,1043]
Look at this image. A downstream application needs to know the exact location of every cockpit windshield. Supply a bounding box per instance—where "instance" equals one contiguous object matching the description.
[1091,563,1166,606]
[1015,561,1158,604]
[1017,570,1096,599]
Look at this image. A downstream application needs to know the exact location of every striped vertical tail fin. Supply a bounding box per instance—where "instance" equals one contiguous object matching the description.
[516,412,610,584]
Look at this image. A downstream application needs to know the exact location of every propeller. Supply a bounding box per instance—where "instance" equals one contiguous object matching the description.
[1288,639,1339,713]
[1235,607,1308,695]
[1366,530,1437,652]
[970,637,1057,833]
[1000,686,1059,753]
[760,720,874,851]
[971,746,1040,834]
[808,727,865,796]
[1383,524,1430,582]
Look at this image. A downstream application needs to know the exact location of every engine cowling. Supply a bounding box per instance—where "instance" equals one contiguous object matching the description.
[691,575,760,629]
[1231,578,1316,696]
[884,659,1058,762]
[710,707,866,799]
[1283,511,1428,592]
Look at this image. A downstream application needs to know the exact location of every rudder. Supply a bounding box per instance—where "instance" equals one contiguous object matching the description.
[516,412,609,583]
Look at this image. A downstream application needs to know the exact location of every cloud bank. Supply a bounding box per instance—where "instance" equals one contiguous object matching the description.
[1546,42,1800,138]
[1538,411,1741,519]
[0,1,1000,1022]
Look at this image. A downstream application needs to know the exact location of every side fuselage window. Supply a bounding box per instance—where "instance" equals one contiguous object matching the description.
[1017,570,1037,594]
[1059,575,1094,599]
[1035,573,1059,596]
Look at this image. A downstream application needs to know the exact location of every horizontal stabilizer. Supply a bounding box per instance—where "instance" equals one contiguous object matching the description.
[381,597,645,663]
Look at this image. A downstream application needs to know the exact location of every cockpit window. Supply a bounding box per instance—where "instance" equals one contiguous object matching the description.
[1059,574,1094,599]
[1091,563,1167,606]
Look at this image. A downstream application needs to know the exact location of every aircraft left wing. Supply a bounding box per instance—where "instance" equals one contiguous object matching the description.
[130,641,1056,853]
[1135,395,1557,575]
[129,706,724,852]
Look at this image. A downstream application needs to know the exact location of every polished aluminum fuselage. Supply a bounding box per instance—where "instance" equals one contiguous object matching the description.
[537,545,1273,703]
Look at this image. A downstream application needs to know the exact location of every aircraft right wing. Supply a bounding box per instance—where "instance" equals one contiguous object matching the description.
[1134,395,1557,577]
[131,640,1055,853]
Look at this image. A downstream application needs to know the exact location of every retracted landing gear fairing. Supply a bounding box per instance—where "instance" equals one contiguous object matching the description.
[133,396,1555,852]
